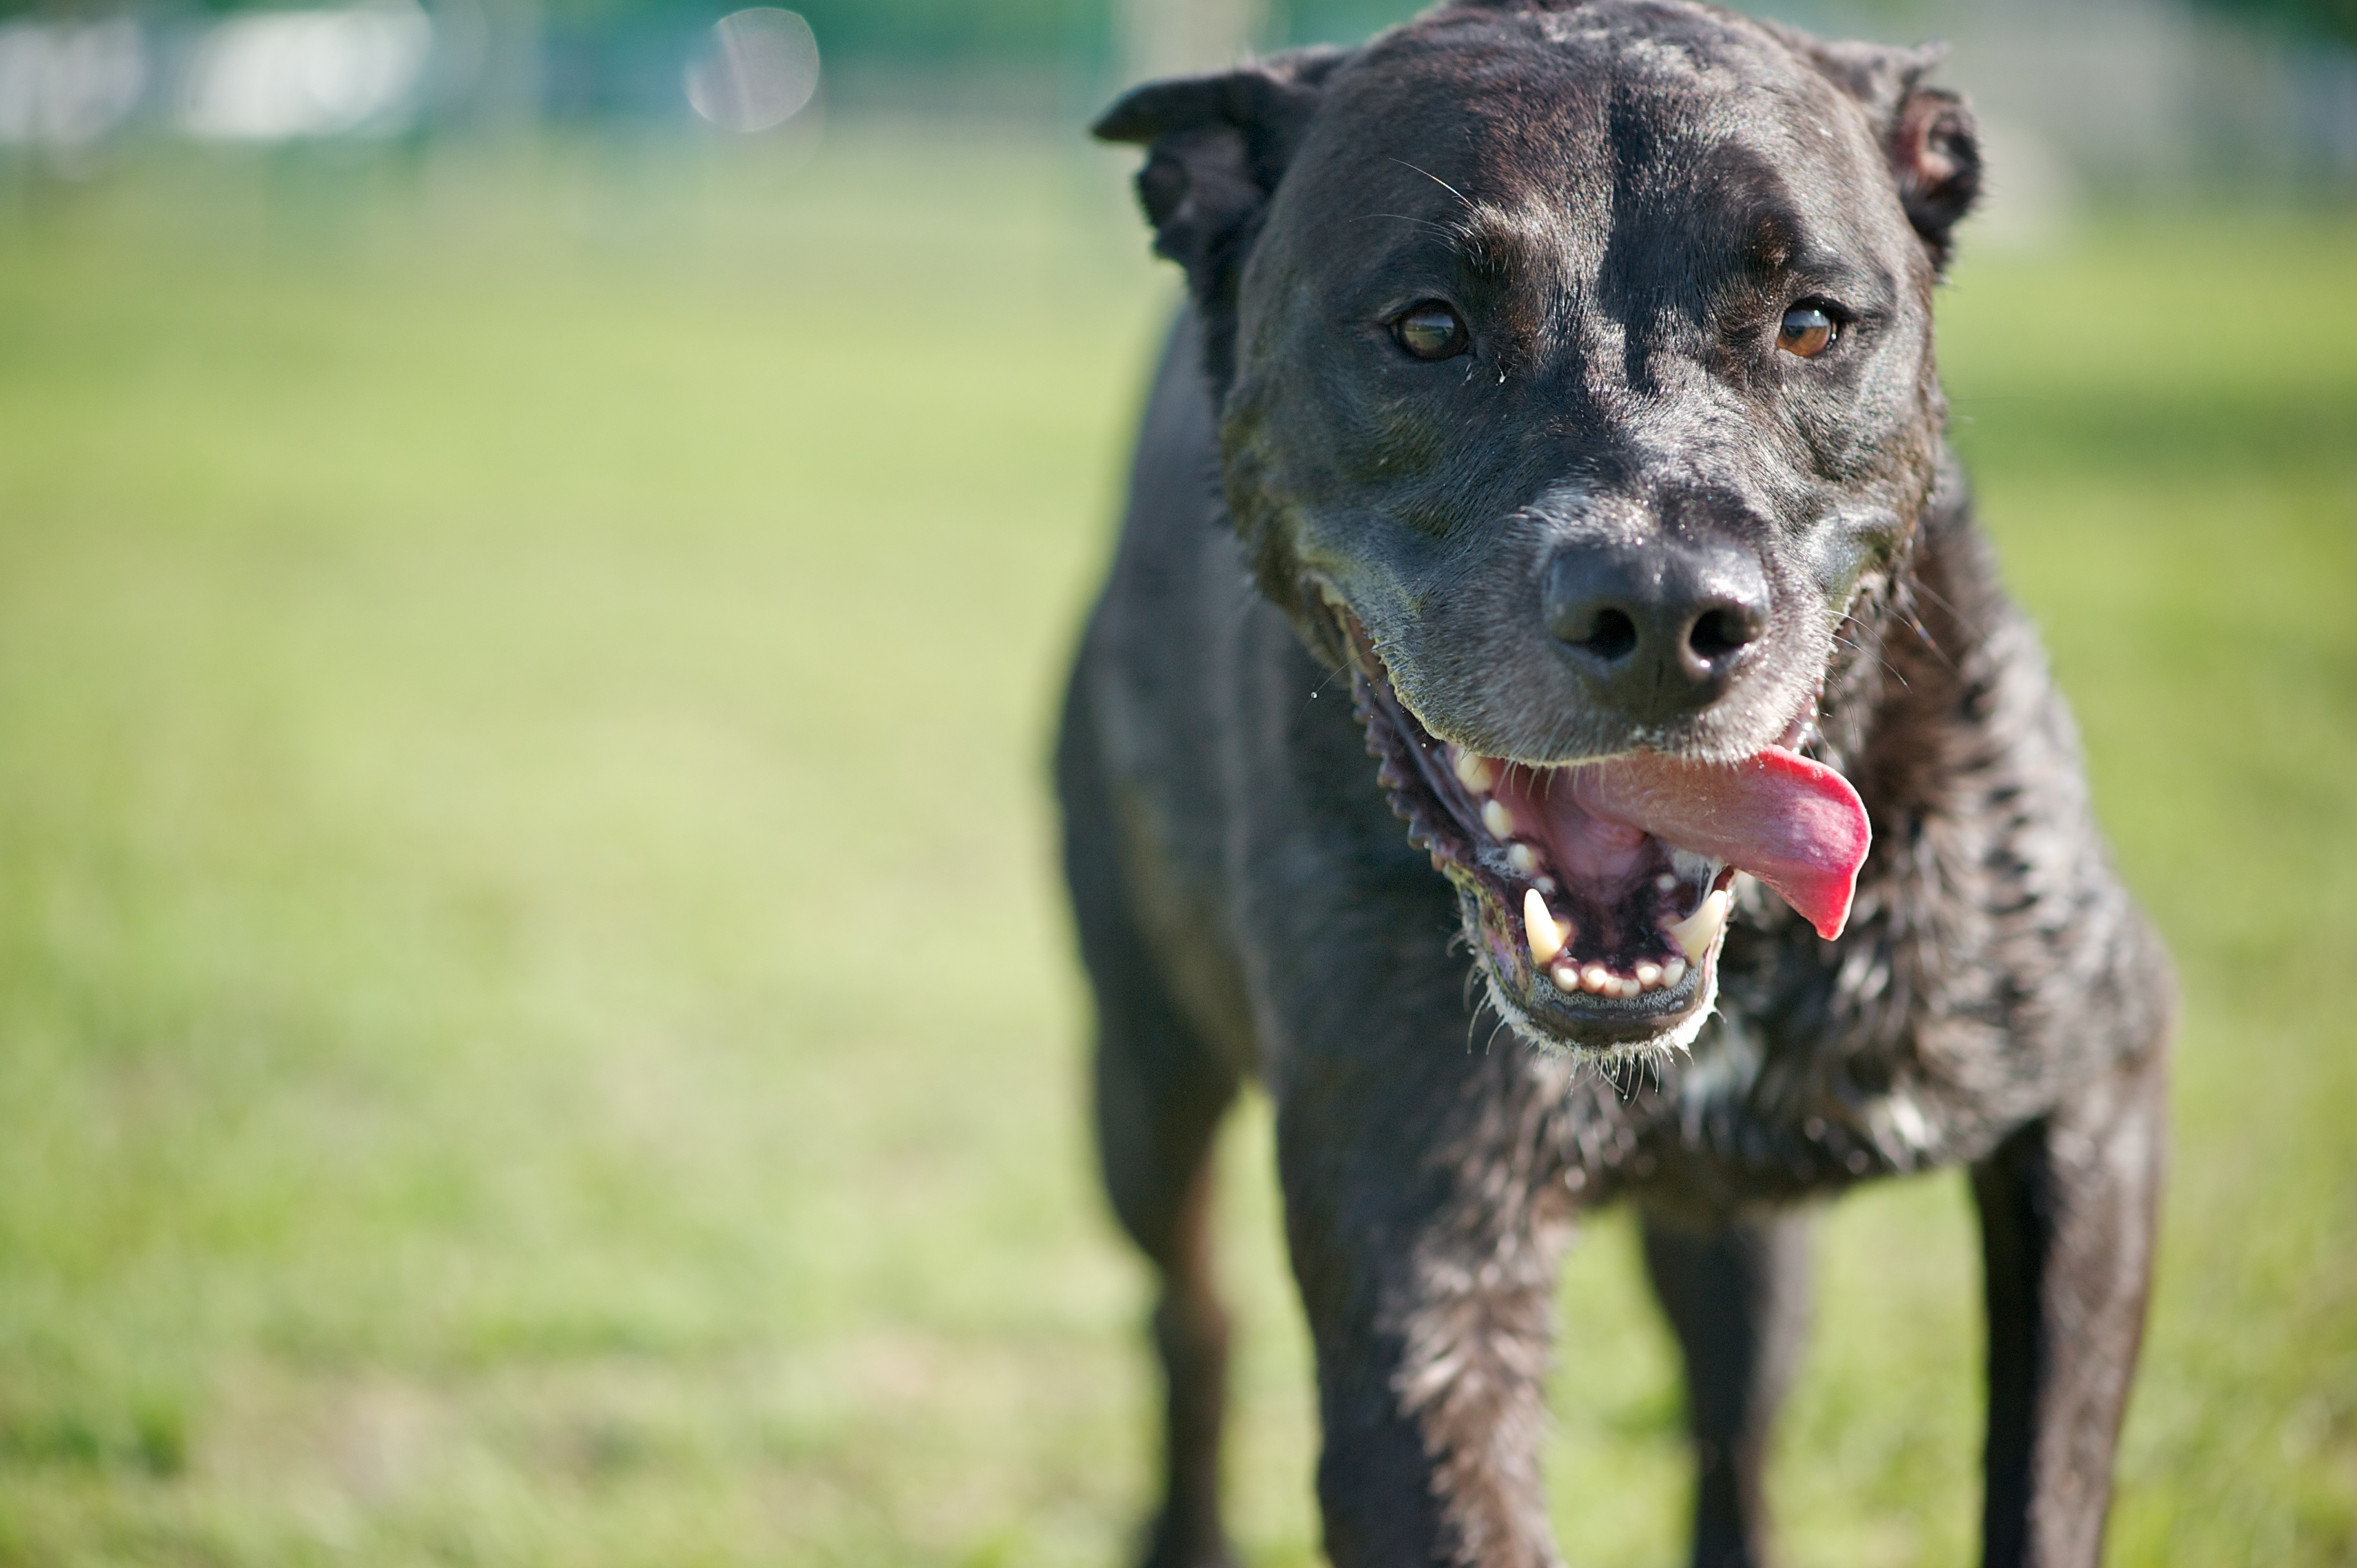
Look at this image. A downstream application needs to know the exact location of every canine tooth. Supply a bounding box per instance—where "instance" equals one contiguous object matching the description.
[1635,961,1661,989]
[1661,957,1687,988]
[1454,750,1498,793]
[1507,842,1540,876]
[1481,800,1516,838]
[1581,964,1610,994]
[1665,889,1730,964]
[1522,888,1566,966]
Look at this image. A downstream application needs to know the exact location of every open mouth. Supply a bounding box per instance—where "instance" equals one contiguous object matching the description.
[1342,619,1871,1056]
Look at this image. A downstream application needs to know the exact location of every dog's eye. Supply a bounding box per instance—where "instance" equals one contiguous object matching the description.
[1393,302,1469,361]
[1777,305,1837,358]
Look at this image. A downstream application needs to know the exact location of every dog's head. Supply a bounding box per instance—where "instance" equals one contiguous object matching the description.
[1097,0,1979,1059]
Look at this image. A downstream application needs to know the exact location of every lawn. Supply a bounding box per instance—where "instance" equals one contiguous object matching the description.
[0,125,2349,1566]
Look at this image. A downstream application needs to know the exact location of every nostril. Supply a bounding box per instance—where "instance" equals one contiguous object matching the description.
[1579,607,1639,662]
[1687,604,1762,664]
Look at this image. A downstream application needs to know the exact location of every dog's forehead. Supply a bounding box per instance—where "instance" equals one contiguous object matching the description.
[1303,4,1879,233]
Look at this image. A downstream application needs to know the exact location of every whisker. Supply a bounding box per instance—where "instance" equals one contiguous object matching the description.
[1836,616,1914,690]
[1387,157,1471,210]
[1901,607,1955,670]
[1350,212,1461,239]
[1908,577,1985,641]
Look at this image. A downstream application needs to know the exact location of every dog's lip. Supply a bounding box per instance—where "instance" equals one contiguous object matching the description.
[1532,958,1711,1033]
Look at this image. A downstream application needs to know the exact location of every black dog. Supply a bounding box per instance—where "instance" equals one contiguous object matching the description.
[1057,4,2173,1564]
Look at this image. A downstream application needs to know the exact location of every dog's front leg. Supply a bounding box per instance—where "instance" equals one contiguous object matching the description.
[1275,1036,1576,1568]
[1971,1048,2168,1567]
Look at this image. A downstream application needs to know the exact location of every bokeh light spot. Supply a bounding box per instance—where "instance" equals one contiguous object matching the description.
[178,1,432,142]
[683,8,818,134]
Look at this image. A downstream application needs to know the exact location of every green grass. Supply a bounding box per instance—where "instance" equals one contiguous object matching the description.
[0,130,2348,1565]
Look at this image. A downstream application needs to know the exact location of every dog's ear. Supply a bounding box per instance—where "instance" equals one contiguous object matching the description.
[1886,84,1980,263]
[1775,33,1983,269]
[1094,49,1347,376]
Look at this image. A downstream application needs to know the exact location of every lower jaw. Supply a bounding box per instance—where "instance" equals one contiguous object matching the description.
[1461,881,1726,1058]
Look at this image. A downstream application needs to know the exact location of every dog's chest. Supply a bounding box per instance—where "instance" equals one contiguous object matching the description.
[1544,1026,1958,1214]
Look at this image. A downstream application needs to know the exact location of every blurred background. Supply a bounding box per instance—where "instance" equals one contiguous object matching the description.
[0,0,2349,1560]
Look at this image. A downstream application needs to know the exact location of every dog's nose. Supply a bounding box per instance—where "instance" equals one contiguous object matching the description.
[1541,538,1769,724]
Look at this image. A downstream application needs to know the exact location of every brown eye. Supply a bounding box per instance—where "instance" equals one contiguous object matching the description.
[1394,301,1468,360]
[1777,305,1836,358]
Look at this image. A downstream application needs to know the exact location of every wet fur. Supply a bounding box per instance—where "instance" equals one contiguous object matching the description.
[1059,3,2172,1564]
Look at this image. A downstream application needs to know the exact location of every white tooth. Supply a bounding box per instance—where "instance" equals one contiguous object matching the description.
[1661,957,1687,988]
[1481,800,1516,838]
[1581,964,1610,994]
[1619,976,1644,999]
[1655,873,1679,893]
[1535,875,1556,893]
[1454,750,1498,793]
[1635,961,1662,989]
[1551,960,1581,992]
[1507,842,1540,876]
[1665,889,1730,964]
[1523,888,1566,966]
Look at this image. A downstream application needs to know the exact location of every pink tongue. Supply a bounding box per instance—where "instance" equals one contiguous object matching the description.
[1568,749,1871,940]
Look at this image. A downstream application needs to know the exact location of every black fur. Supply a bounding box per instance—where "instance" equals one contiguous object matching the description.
[1060,3,2172,1564]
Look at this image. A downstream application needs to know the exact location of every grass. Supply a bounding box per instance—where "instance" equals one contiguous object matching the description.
[0,125,2349,1565]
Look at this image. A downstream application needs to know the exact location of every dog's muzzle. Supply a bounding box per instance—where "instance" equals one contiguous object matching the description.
[1340,606,1869,1056]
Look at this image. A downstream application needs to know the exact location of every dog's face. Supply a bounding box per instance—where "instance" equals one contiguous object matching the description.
[1098,0,1980,1058]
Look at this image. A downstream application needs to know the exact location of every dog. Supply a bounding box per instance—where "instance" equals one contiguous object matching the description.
[1056,4,2173,1564]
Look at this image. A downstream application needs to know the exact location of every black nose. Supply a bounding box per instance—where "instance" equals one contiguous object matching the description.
[1541,537,1770,725]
